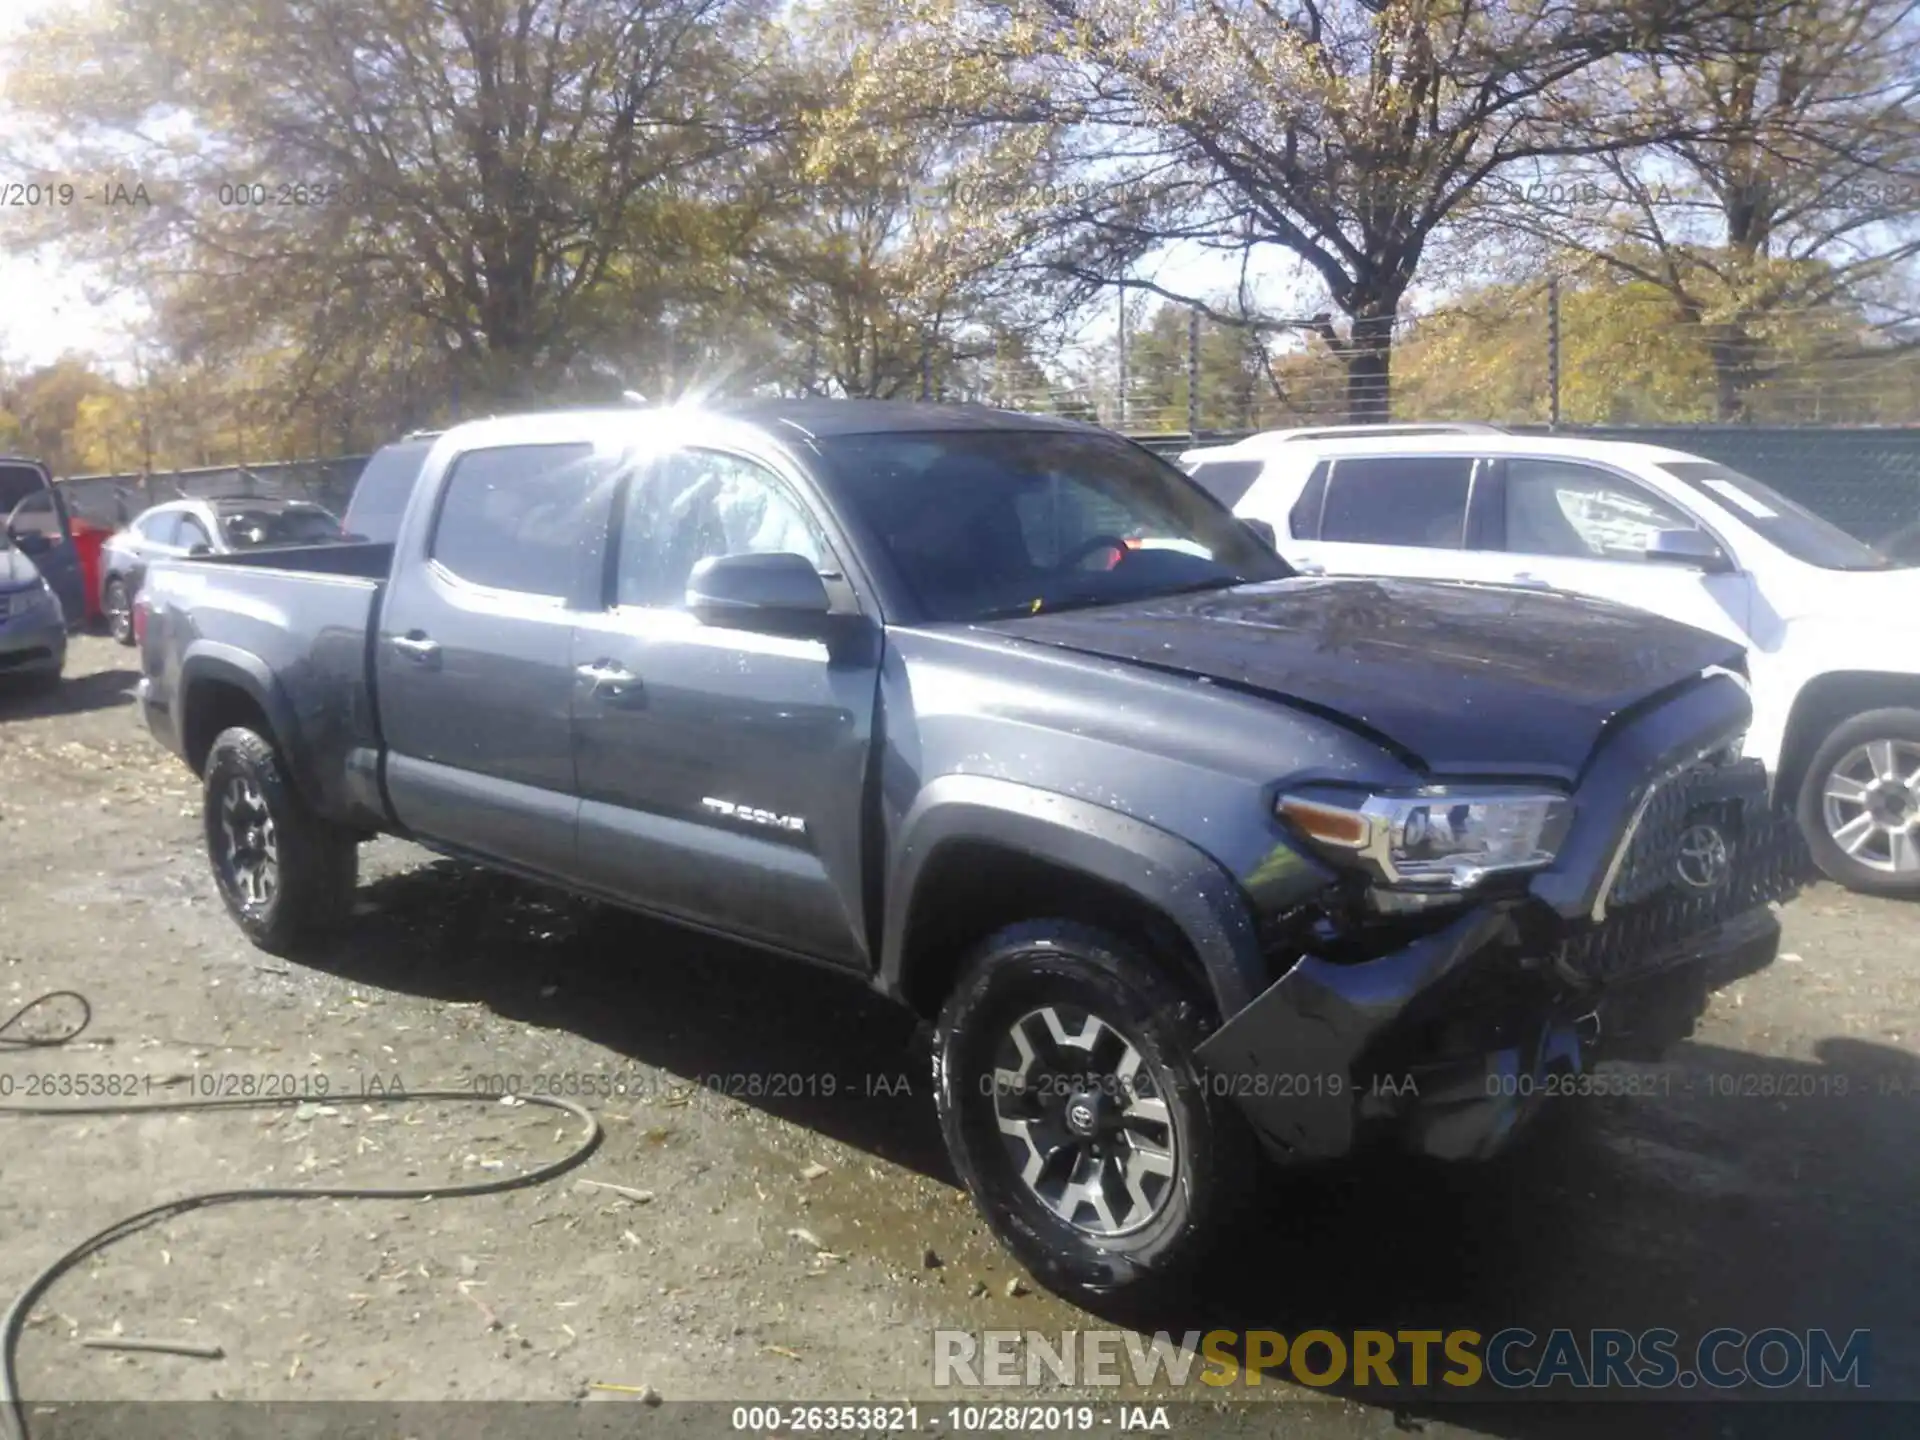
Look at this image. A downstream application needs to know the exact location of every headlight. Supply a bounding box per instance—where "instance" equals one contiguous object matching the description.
[1278,787,1574,890]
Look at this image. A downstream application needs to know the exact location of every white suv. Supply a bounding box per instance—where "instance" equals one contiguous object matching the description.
[1207,426,1920,897]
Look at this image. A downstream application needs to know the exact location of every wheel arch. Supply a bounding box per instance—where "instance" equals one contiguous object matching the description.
[178,646,308,797]
[1777,670,1920,803]
[881,775,1269,1026]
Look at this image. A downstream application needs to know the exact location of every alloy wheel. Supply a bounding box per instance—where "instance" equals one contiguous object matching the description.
[988,1004,1178,1237]
[1821,739,1920,875]
[217,774,280,908]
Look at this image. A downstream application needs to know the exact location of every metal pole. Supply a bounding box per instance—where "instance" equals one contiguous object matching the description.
[1187,307,1201,437]
[1116,284,1128,430]
[1548,276,1561,429]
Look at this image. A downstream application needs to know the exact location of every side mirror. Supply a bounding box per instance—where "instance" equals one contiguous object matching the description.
[187,543,214,558]
[687,551,831,630]
[1241,517,1278,550]
[1645,528,1729,572]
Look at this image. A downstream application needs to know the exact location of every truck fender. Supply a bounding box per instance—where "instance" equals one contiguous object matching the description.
[880,774,1271,1022]
[177,643,318,807]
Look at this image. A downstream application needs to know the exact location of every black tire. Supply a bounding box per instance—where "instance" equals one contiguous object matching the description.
[202,726,359,954]
[104,576,135,646]
[932,920,1258,1300]
[1796,707,1920,898]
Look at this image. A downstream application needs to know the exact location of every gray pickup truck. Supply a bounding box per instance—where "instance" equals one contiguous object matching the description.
[137,401,1809,1297]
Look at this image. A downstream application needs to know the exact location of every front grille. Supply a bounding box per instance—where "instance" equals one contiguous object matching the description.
[1566,758,1811,984]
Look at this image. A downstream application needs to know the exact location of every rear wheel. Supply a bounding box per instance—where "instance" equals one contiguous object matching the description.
[203,726,358,954]
[104,576,134,646]
[1796,707,1920,897]
[932,920,1256,1299]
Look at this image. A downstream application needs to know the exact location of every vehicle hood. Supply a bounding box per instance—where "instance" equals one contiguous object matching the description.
[0,544,42,590]
[981,576,1745,780]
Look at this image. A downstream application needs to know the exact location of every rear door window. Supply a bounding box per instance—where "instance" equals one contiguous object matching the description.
[344,439,436,544]
[1320,457,1474,548]
[429,443,598,596]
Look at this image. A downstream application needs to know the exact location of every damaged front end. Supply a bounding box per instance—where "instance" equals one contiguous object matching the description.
[1196,679,1813,1165]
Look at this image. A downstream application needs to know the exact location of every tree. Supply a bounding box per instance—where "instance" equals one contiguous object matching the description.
[5,0,781,425]
[1490,0,1920,418]
[836,0,1748,423]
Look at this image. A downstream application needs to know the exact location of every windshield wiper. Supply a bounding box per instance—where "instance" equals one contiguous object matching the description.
[971,575,1245,622]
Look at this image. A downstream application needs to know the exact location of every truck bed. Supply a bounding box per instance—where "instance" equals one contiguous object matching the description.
[140,545,393,830]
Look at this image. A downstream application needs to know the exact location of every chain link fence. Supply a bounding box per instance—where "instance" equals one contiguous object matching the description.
[57,457,370,530]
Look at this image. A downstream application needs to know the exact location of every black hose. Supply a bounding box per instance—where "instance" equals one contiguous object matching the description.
[0,989,604,1440]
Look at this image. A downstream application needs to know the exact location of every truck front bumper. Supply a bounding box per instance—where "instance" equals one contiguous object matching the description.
[1196,763,1811,1164]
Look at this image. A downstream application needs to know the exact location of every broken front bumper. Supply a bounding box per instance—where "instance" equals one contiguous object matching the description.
[1196,755,1812,1164]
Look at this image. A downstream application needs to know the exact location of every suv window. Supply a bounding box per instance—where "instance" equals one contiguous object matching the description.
[1504,459,1698,561]
[137,510,181,544]
[614,449,827,609]
[1184,459,1265,508]
[1320,457,1473,547]
[430,443,598,596]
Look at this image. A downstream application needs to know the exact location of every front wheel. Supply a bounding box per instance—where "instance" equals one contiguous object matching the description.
[932,920,1256,1299]
[203,726,359,954]
[1796,707,1920,897]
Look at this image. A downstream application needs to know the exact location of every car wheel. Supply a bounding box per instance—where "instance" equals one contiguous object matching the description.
[104,577,135,645]
[1796,707,1920,897]
[932,920,1257,1299]
[203,726,359,954]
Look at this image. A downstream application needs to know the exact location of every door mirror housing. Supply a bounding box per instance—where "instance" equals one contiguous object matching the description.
[687,551,832,629]
[187,543,214,558]
[1241,516,1278,550]
[1644,528,1730,572]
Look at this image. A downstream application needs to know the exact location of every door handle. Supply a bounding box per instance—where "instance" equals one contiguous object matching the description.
[577,660,645,705]
[392,632,442,665]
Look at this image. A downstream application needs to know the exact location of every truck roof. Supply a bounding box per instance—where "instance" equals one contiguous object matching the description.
[717,399,1096,439]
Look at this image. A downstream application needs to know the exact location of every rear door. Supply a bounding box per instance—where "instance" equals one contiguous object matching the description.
[1475,457,1753,644]
[376,438,614,876]
[1284,453,1518,586]
[568,441,880,966]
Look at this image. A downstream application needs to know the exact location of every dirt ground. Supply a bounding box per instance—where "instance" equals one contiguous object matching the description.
[2,634,1917,1437]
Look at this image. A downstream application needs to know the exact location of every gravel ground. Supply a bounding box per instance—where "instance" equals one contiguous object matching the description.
[2,635,1916,1438]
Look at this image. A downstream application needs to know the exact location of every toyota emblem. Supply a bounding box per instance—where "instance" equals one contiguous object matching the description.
[1675,823,1732,889]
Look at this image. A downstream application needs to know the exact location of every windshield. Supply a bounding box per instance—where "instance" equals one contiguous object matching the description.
[219,506,342,548]
[1658,461,1905,571]
[817,429,1290,622]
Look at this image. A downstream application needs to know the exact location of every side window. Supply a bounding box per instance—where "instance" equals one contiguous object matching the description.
[430,443,597,596]
[138,511,180,544]
[1504,459,1699,561]
[1185,459,1266,509]
[1288,462,1329,539]
[615,449,828,610]
[1320,457,1474,548]
[5,489,65,544]
[174,514,214,550]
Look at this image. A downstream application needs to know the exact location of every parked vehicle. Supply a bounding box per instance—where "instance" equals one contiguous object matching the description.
[135,402,1807,1296]
[100,496,344,644]
[0,526,67,688]
[1221,428,1920,897]
[0,457,87,625]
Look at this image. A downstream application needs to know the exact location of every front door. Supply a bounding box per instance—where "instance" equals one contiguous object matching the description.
[376,440,610,877]
[0,470,84,622]
[570,445,880,967]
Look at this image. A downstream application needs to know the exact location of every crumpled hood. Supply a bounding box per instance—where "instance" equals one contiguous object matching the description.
[981,576,1746,780]
[0,545,43,591]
